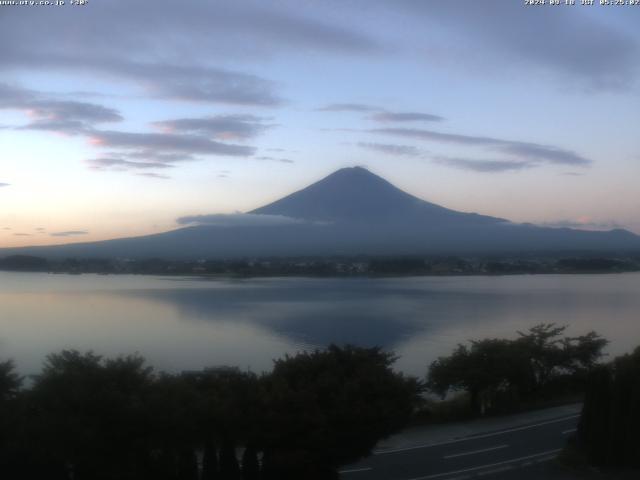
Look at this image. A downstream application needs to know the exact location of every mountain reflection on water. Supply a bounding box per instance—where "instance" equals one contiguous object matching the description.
[1,273,639,376]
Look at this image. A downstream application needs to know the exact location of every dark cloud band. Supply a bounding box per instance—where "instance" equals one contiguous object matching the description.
[357,142,423,157]
[154,114,274,141]
[434,157,536,173]
[370,127,591,167]
[90,131,255,157]
[50,230,89,237]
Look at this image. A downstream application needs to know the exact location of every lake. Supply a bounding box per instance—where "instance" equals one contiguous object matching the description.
[1,272,639,377]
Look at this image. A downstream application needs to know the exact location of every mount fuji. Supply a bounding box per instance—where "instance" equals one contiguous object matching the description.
[3,167,639,259]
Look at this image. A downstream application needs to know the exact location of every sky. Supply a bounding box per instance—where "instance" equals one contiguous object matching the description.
[1,0,639,247]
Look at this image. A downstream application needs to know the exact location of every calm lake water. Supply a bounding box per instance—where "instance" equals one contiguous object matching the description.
[1,272,639,377]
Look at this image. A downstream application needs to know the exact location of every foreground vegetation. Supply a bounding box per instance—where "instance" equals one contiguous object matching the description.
[427,326,640,472]
[0,346,422,480]
[426,324,607,416]
[575,346,640,469]
[2,325,635,478]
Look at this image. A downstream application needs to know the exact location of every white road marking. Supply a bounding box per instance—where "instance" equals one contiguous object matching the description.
[339,467,373,474]
[477,465,513,476]
[562,428,577,435]
[405,448,562,480]
[375,414,579,455]
[443,444,508,459]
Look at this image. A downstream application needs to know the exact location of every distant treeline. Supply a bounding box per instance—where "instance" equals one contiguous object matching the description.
[1,254,639,276]
[0,345,421,480]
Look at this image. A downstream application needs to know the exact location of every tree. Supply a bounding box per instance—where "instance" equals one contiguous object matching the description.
[201,440,219,480]
[427,324,608,415]
[0,359,22,401]
[0,359,24,478]
[516,324,607,394]
[219,441,240,480]
[428,339,527,414]
[260,345,423,478]
[241,444,260,480]
[184,367,262,480]
[577,347,640,468]
[144,372,201,480]
[2,345,423,479]
[28,350,155,480]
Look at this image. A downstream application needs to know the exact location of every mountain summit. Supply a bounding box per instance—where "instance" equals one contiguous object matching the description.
[2,167,639,259]
[252,166,425,222]
[251,167,502,225]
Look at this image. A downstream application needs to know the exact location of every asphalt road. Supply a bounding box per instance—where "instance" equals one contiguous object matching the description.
[339,413,579,480]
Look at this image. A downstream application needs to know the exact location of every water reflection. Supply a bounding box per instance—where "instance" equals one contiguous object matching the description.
[125,282,428,347]
[1,273,639,377]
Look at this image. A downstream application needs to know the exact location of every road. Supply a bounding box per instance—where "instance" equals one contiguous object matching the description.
[340,412,579,480]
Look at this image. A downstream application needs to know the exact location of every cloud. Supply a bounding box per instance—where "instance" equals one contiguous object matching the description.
[316,103,380,112]
[50,230,89,237]
[370,127,591,166]
[17,119,93,135]
[357,142,423,157]
[25,100,122,123]
[89,130,255,157]
[176,213,308,227]
[0,83,123,134]
[317,104,444,124]
[118,62,284,105]
[0,183,9,187]
[370,127,505,146]
[318,102,445,125]
[0,1,382,107]
[154,114,274,141]
[396,1,639,90]
[500,143,590,166]
[136,172,170,180]
[82,0,379,56]
[86,151,205,178]
[13,233,31,236]
[2,58,282,107]
[255,156,295,163]
[117,151,194,162]
[434,157,536,173]
[540,218,623,231]
[86,158,176,171]
[1,85,259,179]
[370,111,444,123]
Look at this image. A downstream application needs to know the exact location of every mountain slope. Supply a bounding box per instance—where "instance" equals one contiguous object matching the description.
[251,167,503,226]
[2,167,639,259]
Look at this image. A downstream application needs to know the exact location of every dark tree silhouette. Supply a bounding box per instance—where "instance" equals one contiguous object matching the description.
[219,441,241,480]
[0,359,24,478]
[577,347,640,468]
[428,324,608,414]
[0,359,22,401]
[241,444,260,480]
[428,339,527,414]
[0,345,422,480]
[202,440,220,479]
[27,350,155,479]
[260,345,423,478]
